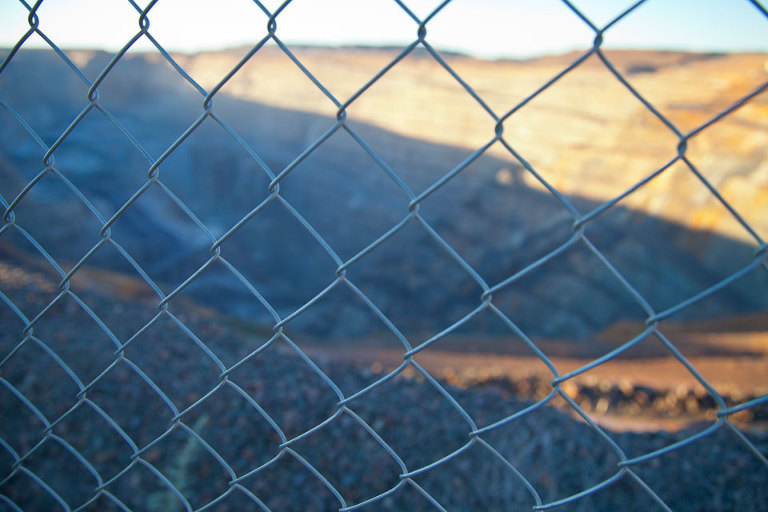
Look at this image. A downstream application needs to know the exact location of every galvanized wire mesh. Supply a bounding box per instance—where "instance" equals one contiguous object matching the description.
[1,0,767,511]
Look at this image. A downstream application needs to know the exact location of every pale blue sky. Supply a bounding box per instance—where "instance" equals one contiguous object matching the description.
[1,0,766,59]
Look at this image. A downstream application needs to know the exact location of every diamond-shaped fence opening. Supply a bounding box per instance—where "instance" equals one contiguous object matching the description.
[1,1,767,511]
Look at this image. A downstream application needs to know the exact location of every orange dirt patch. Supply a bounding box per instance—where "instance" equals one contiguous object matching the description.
[303,343,768,432]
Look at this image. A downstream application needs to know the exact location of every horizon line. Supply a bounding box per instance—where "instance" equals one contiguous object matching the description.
[3,42,767,63]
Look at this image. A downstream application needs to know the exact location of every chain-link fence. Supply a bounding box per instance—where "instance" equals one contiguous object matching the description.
[1,0,768,510]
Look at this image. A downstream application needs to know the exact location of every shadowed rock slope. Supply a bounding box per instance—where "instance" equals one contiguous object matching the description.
[0,48,766,341]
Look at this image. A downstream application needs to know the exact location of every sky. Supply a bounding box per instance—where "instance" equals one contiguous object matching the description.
[0,0,766,59]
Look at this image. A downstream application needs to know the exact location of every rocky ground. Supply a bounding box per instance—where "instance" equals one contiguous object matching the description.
[0,256,766,512]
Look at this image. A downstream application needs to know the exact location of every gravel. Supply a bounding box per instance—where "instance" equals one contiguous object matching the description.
[0,259,767,512]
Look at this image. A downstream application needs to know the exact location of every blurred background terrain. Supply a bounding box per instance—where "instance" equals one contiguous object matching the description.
[1,46,767,429]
